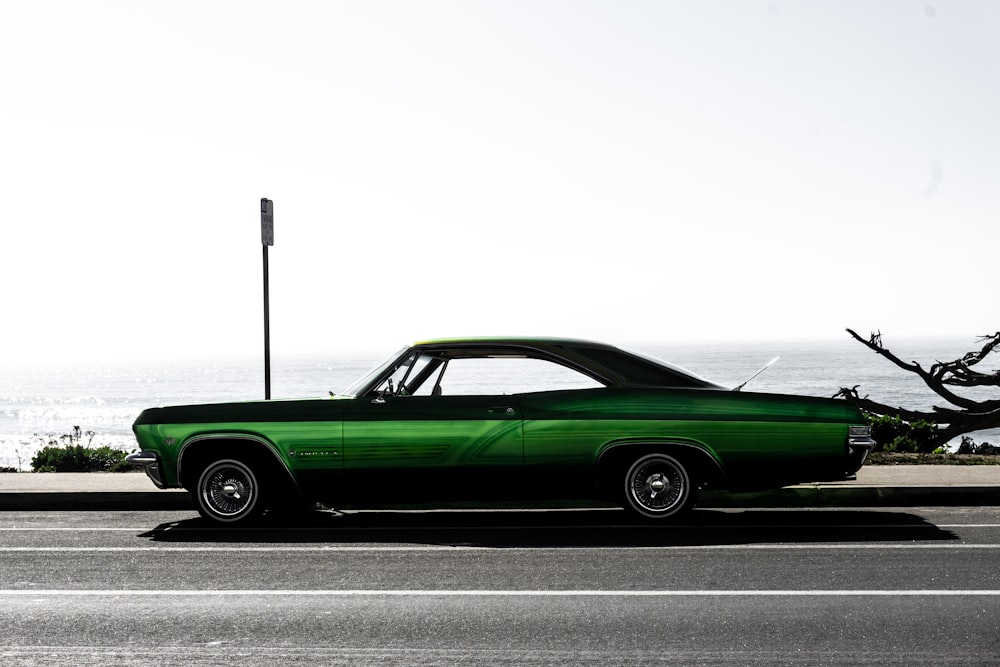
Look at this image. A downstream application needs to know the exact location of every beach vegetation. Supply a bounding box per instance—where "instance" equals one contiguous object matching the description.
[865,414,940,453]
[29,425,131,472]
[31,444,130,472]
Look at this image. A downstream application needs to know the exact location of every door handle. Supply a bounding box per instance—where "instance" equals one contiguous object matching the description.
[489,406,517,415]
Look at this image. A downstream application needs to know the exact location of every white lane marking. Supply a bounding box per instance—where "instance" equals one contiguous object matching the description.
[1,544,1000,552]
[1,589,999,597]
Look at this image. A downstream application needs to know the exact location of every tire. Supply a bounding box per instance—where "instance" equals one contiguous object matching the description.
[623,453,694,520]
[195,458,264,524]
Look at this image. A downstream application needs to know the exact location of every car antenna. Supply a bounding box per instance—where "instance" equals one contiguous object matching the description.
[732,356,780,392]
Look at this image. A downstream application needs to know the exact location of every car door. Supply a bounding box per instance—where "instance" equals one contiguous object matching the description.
[342,392,523,501]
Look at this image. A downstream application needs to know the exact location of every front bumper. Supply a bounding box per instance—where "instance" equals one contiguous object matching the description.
[125,450,166,488]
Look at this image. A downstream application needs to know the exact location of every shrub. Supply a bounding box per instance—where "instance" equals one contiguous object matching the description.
[865,414,940,453]
[31,445,130,472]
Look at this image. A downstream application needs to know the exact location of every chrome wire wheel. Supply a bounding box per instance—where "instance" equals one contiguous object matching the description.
[197,459,260,523]
[624,453,691,519]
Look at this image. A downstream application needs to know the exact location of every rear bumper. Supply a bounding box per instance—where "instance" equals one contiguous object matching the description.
[846,435,877,475]
[125,450,166,488]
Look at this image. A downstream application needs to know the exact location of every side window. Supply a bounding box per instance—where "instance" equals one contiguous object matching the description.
[430,357,603,396]
[374,352,436,396]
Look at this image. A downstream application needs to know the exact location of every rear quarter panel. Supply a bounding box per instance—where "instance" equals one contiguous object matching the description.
[520,388,857,488]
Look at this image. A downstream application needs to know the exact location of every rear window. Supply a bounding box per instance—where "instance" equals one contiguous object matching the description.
[570,346,715,388]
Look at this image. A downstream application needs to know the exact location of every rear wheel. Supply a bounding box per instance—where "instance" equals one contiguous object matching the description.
[623,453,694,520]
[195,458,264,524]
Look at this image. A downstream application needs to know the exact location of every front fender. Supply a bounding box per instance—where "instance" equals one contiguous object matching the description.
[177,432,299,493]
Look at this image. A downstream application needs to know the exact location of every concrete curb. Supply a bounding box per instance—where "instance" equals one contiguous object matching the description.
[0,488,997,512]
[0,468,997,512]
[0,492,194,512]
[1,488,996,512]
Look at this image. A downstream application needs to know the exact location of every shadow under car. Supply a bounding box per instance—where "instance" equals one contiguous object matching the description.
[138,506,958,548]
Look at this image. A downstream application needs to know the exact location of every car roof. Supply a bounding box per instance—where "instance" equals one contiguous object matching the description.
[407,337,720,389]
[412,336,614,349]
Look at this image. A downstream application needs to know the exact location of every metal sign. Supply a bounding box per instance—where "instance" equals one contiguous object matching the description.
[261,198,274,246]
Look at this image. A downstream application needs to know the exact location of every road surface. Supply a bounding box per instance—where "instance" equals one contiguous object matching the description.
[1,506,998,665]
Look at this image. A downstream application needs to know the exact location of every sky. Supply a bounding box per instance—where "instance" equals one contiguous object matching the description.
[2,0,998,367]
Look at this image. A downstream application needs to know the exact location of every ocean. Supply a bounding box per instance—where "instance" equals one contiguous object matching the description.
[2,337,997,471]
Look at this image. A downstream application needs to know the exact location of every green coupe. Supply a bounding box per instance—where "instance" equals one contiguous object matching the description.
[128,338,874,524]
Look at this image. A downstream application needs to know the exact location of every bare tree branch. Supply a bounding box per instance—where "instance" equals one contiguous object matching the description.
[833,385,939,423]
[844,328,987,410]
[839,329,1000,447]
[936,332,1000,387]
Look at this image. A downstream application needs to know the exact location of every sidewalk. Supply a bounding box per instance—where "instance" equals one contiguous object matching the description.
[0,472,192,511]
[0,466,997,511]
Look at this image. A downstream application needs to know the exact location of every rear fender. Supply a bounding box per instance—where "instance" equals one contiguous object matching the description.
[596,438,727,493]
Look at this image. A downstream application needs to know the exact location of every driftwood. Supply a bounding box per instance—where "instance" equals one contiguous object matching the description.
[835,329,1000,447]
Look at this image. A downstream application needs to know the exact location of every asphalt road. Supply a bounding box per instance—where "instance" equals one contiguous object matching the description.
[1,507,999,665]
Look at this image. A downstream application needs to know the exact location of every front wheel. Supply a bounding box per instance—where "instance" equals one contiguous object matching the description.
[623,453,694,520]
[195,458,264,524]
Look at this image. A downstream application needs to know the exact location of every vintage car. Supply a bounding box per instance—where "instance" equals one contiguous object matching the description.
[128,337,874,524]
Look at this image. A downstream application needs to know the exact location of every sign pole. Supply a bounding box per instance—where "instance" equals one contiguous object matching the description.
[261,198,274,400]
